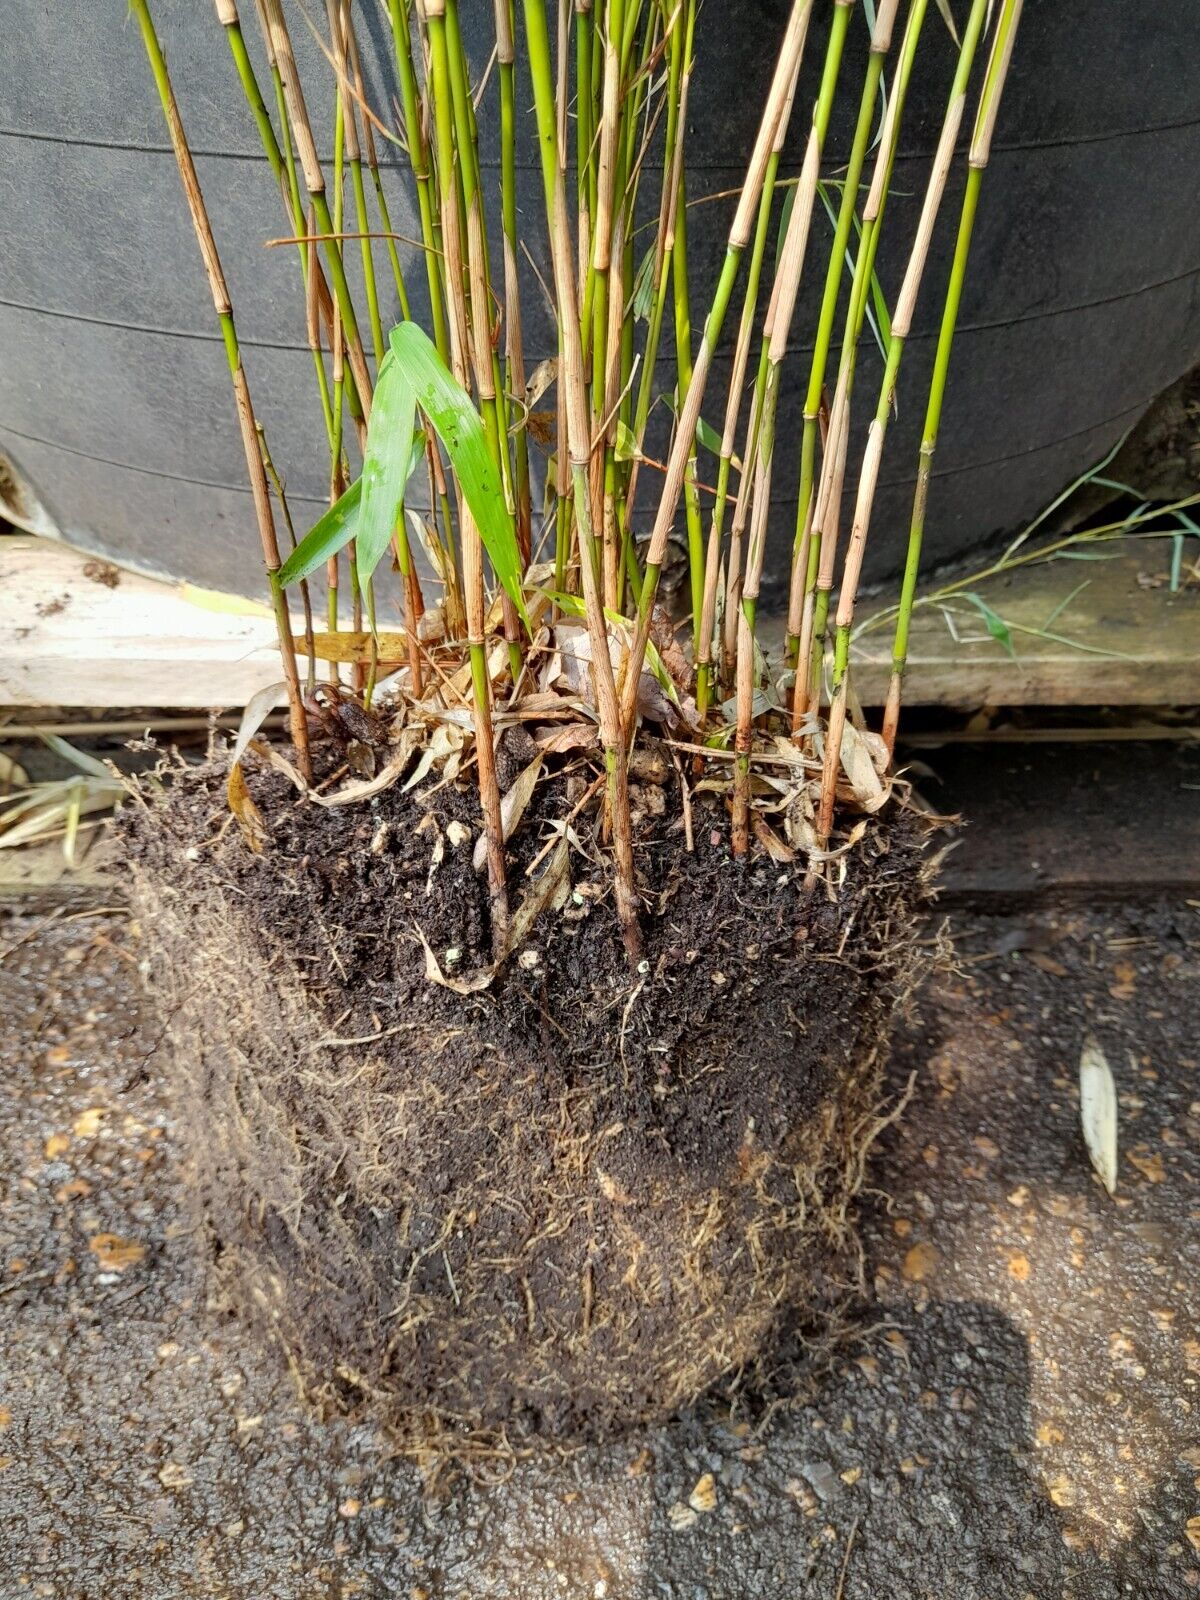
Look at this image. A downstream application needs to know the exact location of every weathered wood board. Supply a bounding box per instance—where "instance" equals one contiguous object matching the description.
[1,534,1197,710]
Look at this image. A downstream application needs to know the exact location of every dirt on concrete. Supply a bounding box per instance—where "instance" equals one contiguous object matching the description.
[0,883,1197,1597]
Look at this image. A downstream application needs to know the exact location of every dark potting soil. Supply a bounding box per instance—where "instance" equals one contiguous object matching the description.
[122,747,932,1444]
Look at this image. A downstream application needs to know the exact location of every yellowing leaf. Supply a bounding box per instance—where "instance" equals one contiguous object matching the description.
[292,631,409,664]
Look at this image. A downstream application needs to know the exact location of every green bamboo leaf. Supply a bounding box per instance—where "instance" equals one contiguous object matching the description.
[389,322,528,627]
[633,243,656,322]
[357,348,418,586]
[963,591,1015,657]
[695,414,723,459]
[277,478,362,589]
[615,419,642,463]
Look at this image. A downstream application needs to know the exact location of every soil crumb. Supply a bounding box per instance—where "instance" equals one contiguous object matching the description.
[124,752,933,1451]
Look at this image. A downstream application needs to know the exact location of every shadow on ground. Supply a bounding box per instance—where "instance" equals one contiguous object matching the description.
[0,888,1196,1598]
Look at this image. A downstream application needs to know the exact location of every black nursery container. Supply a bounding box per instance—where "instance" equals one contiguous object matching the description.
[2,2,1198,609]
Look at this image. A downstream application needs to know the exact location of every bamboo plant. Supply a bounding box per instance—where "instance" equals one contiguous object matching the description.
[131,0,1024,964]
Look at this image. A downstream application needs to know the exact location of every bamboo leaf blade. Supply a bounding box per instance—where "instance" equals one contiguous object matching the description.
[356,350,419,585]
[388,322,528,627]
[278,479,363,588]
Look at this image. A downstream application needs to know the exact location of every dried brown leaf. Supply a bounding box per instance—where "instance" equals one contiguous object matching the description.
[414,924,494,995]
[226,763,267,854]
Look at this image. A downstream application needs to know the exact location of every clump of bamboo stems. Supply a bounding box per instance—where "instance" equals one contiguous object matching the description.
[133,0,1024,963]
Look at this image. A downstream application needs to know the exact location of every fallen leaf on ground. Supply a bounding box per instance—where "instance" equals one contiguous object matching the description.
[1028,952,1068,977]
[43,1132,71,1160]
[1079,1036,1118,1194]
[72,1107,107,1138]
[472,753,543,872]
[414,925,493,995]
[1007,1251,1031,1282]
[902,1242,938,1283]
[1187,1516,1200,1554]
[689,1473,717,1513]
[1128,1147,1165,1184]
[1109,961,1136,1000]
[89,1234,146,1272]
[158,1461,192,1489]
[226,763,267,854]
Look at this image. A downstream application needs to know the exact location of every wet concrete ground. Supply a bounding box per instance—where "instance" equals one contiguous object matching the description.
[0,890,1198,1599]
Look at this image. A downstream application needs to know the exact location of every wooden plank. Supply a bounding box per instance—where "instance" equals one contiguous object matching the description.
[850,545,1199,706]
[0,536,286,709]
[1,533,1196,711]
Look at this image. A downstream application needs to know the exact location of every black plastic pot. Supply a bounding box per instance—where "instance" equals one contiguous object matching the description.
[2,2,1198,609]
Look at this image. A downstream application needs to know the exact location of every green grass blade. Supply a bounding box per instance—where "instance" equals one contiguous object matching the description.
[389,322,528,627]
[278,478,362,589]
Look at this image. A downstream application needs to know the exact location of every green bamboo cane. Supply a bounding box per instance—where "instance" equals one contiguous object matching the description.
[617,0,813,736]
[881,0,1024,754]
[426,0,510,945]
[791,0,937,722]
[788,0,899,696]
[442,0,523,680]
[731,101,835,852]
[623,0,689,538]
[388,0,462,633]
[324,0,385,366]
[255,0,374,417]
[215,1,338,454]
[131,0,311,778]
[576,0,596,281]
[813,0,1018,844]
[696,0,851,720]
[523,0,643,962]
[344,13,413,322]
[388,0,449,360]
[495,0,533,563]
